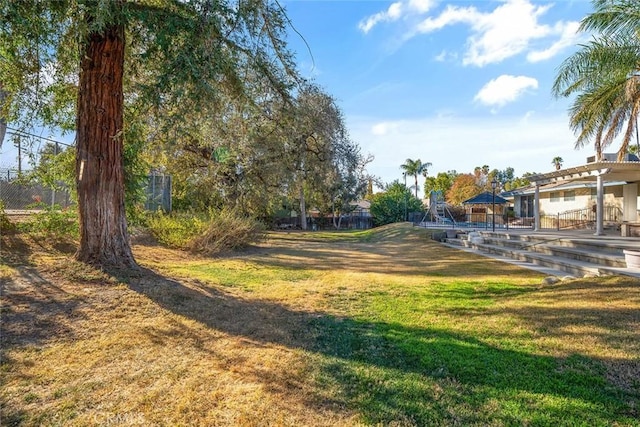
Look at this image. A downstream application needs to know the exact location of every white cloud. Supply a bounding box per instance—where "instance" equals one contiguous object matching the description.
[358,0,437,34]
[460,0,553,66]
[371,122,397,135]
[408,0,433,14]
[358,1,404,34]
[527,21,581,63]
[415,4,478,33]
[363,0,580,66]
[433,49,458,62]
[474,75,539,108]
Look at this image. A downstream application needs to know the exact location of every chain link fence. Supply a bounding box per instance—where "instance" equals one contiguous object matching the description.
[144,172,172,212]
[0,169,72,211]
[2,130,172,216]
[1,168,171,213]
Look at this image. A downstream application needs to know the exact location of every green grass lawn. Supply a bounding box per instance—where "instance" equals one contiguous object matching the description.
[2,223,638,426]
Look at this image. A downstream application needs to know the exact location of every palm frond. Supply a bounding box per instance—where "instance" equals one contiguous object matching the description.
[553,35,639,98]
[580,0,640,39]
[554,2,640,160]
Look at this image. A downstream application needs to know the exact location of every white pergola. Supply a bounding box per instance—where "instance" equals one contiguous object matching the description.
[528,161,640,235]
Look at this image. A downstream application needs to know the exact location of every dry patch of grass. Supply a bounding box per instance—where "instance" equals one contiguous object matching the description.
[1,223,639,426]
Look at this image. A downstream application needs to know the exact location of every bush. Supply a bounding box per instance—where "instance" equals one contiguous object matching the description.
[146,211,208,248]
[19,204,79,238]
[145,209,265,254]
[187,209,266,255]
[370,182,423,226]
[0,201,16,233]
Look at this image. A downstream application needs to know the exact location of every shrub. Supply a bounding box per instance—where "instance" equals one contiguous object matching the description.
[145,209,266,254]
[0,201,16,233]
[19,204,79,238]
[187,209,266,255]
[145,211,207,248]
[370,182,423,226]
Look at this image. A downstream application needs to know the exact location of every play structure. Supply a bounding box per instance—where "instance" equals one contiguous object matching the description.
[422,190,456,225]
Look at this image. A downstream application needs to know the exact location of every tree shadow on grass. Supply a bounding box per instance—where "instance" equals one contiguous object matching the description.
[1,237,87,426]
[250,228,534,278]
[482,279,640,397]
[1,232,35,267]
[118,267,639,426]
[246,244,538,279]
[1,234,84,351]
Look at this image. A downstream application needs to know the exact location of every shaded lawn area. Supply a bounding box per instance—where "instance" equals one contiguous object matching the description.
[1,223,639,426]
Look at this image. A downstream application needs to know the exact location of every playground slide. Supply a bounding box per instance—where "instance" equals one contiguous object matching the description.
[428,191,454,224]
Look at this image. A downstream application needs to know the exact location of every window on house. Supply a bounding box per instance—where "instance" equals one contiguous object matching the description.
[564,190,575,201]
[590,187,597,199]
[550,192,560,202]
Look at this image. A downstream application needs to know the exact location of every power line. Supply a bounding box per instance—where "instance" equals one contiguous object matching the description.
[6,126,75,147]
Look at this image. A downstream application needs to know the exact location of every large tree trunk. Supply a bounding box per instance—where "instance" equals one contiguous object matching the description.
[75,23,136,269]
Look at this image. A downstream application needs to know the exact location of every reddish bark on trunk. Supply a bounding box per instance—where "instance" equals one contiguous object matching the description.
[75,23,136,269]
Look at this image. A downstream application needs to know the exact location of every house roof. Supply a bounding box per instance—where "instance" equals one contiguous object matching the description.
[462,192,509,205]
[350,200,371,209]
[501,180,627,197]
[528,160,640,186]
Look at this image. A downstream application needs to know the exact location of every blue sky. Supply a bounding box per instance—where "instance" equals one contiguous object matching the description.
[284,0,596,187]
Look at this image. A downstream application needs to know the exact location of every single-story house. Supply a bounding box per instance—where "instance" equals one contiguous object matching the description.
[501,154,640,235]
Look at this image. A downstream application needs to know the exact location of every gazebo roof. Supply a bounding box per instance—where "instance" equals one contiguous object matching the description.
[462,192,509,205]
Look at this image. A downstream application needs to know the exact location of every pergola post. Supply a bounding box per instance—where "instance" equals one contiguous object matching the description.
[622,183,638,221]
[594,174,605,236]
[533,183,540,231]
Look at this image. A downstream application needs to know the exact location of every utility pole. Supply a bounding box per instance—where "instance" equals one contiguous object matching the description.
[51,142,59,207]
[16,135,22,175]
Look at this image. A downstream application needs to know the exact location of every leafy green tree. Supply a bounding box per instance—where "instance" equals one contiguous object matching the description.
[400,158,431,199]
[369,181,422,226]
[27,142,75,192]
[157,83,293,216]
[323,142,372,229]
[2,0,297,268]
[494,167,515,185]
[284,84,349,230]
[146,79,370,228]
[503,172,535,191]
[553,0,640,161]
[424,170,457,198]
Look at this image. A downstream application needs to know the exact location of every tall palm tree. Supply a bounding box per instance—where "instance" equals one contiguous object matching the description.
[400,158,432,199]
[552,156,564,170]
[553,0,640,161]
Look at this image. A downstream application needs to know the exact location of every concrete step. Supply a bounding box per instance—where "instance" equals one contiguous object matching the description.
[477,231,639,255]
[538,244,626,268]
[479,236,627,268]
[474,242,608,277]
[443,232,640,278]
